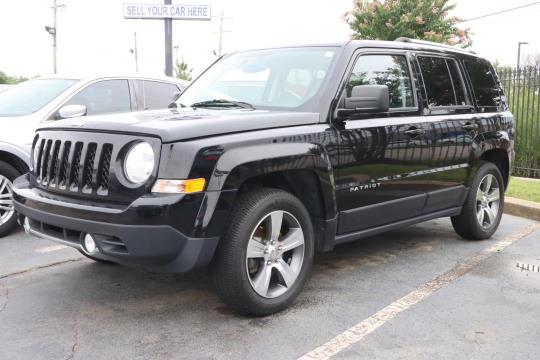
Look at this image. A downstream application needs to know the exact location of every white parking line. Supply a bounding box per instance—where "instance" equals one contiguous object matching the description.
[299,222,540,360]
[36,245,68,253]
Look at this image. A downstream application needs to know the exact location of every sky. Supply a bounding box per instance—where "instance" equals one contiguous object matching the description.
[0,0,538,78]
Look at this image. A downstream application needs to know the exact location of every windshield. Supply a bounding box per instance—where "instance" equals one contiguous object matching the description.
[0,78,78,117]
[178,47,337,110]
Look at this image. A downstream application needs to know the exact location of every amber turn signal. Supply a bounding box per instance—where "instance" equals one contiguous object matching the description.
[151,178,206,194]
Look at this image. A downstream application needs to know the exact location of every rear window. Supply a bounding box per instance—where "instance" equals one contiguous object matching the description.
[417,56,467,107]
[136,80,181,110]
[463,59,501,111]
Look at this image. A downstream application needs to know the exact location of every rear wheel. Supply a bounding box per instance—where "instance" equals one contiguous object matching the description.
[0,161,21,238]
[212,188,314,316]
[452,162,504,240]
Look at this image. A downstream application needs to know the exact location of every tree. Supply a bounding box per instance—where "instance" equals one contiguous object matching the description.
[174,59,193,81]
[0,70,28,84]
[345,0,472,48]
[524,52,540,68]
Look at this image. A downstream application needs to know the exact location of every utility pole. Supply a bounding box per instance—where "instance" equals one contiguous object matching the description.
[517,41,529,69]
[164,0,173,76]
[133,32,139,72]
[216,10,232,57]
[218,10,224,57]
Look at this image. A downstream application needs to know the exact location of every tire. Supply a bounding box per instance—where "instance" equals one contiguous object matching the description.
[452,161,504,240]
[212,188,314,316]
[78,250,117,264]
[0,160,22,238]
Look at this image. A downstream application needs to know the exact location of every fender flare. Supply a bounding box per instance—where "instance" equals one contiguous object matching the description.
[0,142,31,168]
[194,142,338,239]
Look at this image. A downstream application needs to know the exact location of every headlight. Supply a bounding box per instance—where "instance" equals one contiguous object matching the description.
[124,142,155,184]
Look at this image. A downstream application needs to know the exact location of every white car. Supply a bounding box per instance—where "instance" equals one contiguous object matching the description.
[0,84,12,93]
[0,74,189,236]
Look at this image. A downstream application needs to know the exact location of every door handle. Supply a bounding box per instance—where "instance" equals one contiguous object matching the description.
[404,128,425,136]
[462,122,478,131]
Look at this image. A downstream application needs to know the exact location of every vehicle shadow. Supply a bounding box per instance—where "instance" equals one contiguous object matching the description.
[46,219,462,318]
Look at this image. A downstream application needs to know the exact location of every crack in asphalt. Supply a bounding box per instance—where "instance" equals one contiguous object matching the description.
[65,318,80,360]
[0,258,84,281]
[0,285,8,313]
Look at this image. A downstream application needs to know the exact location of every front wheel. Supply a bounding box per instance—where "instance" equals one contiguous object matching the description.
[78,250,118,264]
[452,162,504,240]
[212,188,314,316]
[0,160,21,238]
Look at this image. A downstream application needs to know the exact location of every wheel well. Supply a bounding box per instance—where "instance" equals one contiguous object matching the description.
[0,151,29,175]
[238,170,326,220]
[481,149,509,189]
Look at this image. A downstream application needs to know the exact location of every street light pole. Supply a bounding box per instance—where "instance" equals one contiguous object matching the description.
[52,0,57,74]
[517,41,529,69]
[46,0,64,74]
[164,0,173,76]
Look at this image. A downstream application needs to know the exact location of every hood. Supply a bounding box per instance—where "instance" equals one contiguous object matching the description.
[0,115,41,145]
[36,108,321,143]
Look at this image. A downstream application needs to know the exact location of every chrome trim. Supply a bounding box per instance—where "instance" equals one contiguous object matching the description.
[24,220,83,251]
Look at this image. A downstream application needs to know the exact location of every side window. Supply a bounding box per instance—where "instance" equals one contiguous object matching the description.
[136,80,181,110]
[417,56,467,107]
[463,59,501,111]
[65,80,131,116]
[346,54,414,109]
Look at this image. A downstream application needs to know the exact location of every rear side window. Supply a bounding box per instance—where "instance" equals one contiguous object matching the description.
[417,56,467,107]
[463,59,501,111]
[347,54,414,109]
[136,80,182,110]
[66,80,131,116]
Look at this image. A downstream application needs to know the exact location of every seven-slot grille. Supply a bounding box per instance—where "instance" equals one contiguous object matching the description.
[35,138,113,195]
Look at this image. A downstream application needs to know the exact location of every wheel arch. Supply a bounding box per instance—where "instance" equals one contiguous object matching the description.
[480,148,509,190]
[0,143,31,175]
[201,142,338,252]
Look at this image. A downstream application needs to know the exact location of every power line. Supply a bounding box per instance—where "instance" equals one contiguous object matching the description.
[456,1,540,24]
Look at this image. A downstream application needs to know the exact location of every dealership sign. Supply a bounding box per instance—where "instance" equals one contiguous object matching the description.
[123,3,211,20]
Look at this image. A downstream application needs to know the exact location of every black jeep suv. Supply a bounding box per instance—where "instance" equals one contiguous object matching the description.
[13,39,513,315]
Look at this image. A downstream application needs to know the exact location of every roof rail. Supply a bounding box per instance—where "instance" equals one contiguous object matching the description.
[394,37,476,54]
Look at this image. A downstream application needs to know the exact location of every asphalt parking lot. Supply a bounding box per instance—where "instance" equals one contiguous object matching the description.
[1,214,540,360]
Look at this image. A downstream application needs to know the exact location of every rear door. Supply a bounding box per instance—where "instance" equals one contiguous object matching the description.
[134,80,184,111]
[334,50,433,235]
[412,54,475,213]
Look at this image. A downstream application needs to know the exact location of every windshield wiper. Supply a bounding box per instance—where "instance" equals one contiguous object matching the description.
[190,99,255,110]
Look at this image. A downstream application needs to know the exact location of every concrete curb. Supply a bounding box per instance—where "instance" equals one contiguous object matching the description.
[504,197,540,221]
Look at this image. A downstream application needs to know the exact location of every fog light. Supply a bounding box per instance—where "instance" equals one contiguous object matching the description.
[83,233,98,254]
[23,217,31,234]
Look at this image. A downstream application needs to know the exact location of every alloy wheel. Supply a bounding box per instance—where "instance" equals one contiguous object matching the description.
[476,174,500,229]
[246,210,305,298]
[0,175,14,226]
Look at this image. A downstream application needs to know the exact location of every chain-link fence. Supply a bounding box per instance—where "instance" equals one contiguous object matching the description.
[498,66,540,178]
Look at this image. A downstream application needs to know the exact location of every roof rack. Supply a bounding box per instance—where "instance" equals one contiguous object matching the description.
[394,37,476,54]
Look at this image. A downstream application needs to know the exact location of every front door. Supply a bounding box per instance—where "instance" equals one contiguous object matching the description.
[334,51,432,235]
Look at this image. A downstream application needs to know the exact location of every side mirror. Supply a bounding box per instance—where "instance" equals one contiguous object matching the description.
[58,104,87,119]
[343,85,389,113]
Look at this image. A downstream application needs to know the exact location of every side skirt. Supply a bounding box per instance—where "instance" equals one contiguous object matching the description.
[334,207,462,245]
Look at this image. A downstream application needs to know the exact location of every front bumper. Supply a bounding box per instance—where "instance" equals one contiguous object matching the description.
[13,175,220,272]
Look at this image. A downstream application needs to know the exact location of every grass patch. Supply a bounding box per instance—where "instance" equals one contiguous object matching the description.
[507,177,540,203]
